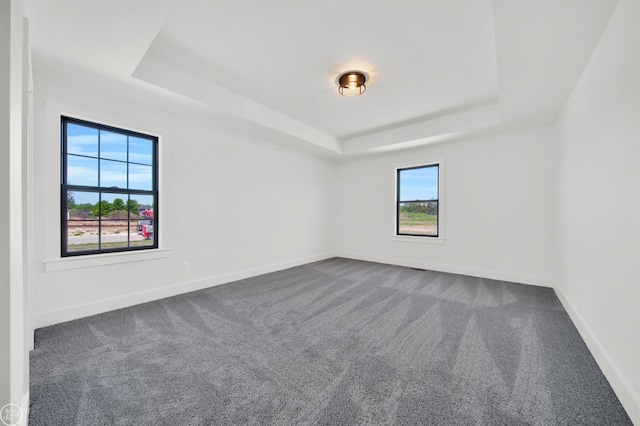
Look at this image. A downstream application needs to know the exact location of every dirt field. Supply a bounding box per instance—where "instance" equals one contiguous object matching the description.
[66,215,153,251]
[67,220,151,251]
[67,220,136,236]
[398,224,437,235]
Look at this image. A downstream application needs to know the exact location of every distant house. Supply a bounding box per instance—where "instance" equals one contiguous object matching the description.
[137,205,152,216]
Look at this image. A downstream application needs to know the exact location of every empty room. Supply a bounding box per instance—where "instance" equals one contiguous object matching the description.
[1,0,639,424]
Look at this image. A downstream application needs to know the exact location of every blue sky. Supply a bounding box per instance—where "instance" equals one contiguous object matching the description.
[66,123,154,205]
[399,166,438,201]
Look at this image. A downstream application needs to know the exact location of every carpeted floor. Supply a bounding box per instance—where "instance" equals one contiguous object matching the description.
[30,258,631,425]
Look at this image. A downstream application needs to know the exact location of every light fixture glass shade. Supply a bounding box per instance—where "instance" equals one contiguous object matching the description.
[338,71,367,97]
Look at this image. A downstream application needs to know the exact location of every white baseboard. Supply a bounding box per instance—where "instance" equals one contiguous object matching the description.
[34,253,335,328]
[19,390,28,426]
[554,286,640,425]
[336,252,553,288]
[34,252,551,329]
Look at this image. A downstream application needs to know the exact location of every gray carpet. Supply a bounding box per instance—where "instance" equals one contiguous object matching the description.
[30,258,631,425]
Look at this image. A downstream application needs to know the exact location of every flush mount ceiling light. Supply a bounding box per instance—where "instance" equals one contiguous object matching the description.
[338,71,367,97]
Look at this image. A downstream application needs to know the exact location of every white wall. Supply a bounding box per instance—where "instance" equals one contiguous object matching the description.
[335,126,556,286]
[32,63,336,327]
[555,0,640,423]
[1,0,12,410]
[2,1,30,423]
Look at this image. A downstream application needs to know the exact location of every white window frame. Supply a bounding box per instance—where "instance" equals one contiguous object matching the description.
[43,101,171,271]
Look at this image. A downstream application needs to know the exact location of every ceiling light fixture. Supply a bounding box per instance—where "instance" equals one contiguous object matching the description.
[338,71,367,97]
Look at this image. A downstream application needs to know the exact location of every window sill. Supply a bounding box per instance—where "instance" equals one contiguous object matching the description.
[390,236,445,245]
[44,248,171,272]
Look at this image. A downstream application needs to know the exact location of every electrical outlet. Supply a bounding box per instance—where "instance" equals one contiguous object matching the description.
[182,261,189,271]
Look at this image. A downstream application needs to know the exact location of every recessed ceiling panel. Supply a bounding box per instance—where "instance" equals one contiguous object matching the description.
[26,0,618,157]
[158,1,500,139]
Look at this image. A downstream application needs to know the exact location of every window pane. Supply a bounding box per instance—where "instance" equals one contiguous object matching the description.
[100,193,130,250]
[66,123,98,157]
[67,191,99,252]
[100,159,127,188]
[67,155,98,186]
[399,166,438,201]
[99,219,130,249]
[135,194,154,211]
[129,164,152,190]
[129,136,153,165]
[100,130,127,161]
[125,194,138,244]
[398,201,438,236]
[101,193,128,215]
[132,194,155,247]
[135,228,155,247]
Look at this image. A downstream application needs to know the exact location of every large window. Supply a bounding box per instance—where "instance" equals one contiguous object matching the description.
[61,117,158,256]
[396,164,439,237]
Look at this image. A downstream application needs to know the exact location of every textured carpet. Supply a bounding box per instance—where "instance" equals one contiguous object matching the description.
[30,258,631,425]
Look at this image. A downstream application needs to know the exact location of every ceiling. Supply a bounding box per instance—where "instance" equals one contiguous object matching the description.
[25,0,619,159]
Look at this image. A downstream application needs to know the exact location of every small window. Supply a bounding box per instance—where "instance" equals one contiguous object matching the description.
[61,117,158,256]
[396,164,439,237]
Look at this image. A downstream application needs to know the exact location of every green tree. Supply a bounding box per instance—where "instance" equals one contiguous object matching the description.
[112,198,126,211]
[93,200,112,217]
[426,202,437,216]
[67,192,76,208]
[127,199,139,213]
